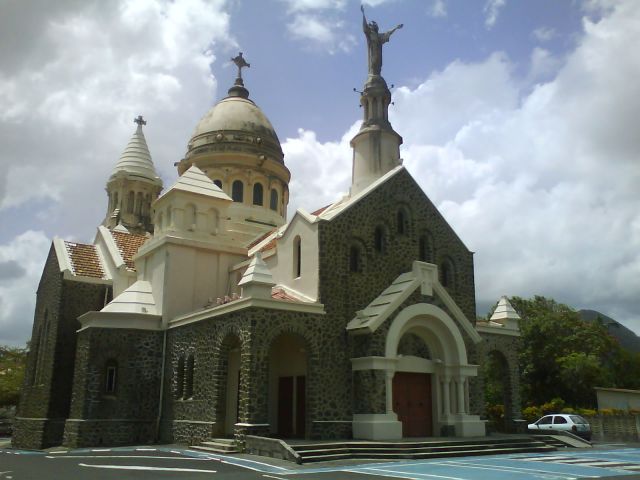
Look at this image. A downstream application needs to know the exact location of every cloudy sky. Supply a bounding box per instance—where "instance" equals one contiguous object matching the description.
[1,0,638,346]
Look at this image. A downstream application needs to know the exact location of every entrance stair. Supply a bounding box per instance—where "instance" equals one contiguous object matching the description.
[289,436,556,463]
[191,438,241,455]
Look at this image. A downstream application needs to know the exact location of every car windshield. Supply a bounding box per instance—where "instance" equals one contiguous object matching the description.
[570,415,588,424]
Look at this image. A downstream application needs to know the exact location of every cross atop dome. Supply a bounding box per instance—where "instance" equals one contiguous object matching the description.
[228,52,251,99]
[134,115,147,127]
[231,52,250,86]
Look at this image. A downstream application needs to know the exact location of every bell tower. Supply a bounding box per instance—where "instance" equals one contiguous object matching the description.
[350,7,404,196]
[104,116,163,234]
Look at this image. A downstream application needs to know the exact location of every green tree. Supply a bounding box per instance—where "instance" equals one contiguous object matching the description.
[506,296,630,408]
[0,346,27,407]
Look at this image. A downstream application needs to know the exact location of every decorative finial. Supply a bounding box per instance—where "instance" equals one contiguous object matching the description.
[231,52,250,86]
[134,115,146,126]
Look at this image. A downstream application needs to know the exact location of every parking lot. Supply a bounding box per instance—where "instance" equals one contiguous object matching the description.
[3,442,640,479]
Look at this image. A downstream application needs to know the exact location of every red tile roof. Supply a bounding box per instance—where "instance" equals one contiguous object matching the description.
[311,204,331,216]
[247,228,277,250]
[271,288,299,302]
[110,230,148,271]
[65,242,105,278]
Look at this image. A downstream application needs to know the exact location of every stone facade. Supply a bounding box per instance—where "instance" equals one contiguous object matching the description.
[63,327,163,447]
[13,247,109,449]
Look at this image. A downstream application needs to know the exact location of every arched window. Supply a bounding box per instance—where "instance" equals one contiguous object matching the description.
[232,180,244,202]
[113,192,119,210]
[397,209,409,235]
[349,245,362,273]
[419,235,433,263]
[127,191,135,213]
[135,192,143,215]
[157,212,163,231]
[213,179,222,189]
[440,257,456,290]
[166,206,172,227]
[105,359,118,394]
[185,354,195,399]
[143,194,151,216]
[175,356,185,399]
[270,189,278,211]
[253,183,264,206]
[374,226,386,254]
[293,235,302,278]
[185,204,196,229]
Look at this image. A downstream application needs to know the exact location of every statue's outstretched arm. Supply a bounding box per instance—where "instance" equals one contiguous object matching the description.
[361,5,368,32]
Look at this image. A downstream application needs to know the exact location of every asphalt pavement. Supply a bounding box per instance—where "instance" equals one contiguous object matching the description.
[3,442,640,479]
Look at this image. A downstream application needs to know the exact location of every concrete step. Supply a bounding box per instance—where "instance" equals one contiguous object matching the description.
[191,438,240,454]
[292,437,540,452]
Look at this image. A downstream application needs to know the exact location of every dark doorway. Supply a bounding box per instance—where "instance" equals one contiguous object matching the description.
[277,375,306,438]
[393,372,432,437]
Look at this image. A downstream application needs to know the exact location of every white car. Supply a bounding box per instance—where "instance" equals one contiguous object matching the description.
[528,414,592,440]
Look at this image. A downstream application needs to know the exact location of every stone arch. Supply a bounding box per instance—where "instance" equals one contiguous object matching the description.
[212,325,247,437]
[257,325,320,439]
[386,304,467,365]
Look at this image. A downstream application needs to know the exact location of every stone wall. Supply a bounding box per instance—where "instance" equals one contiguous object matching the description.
[590,415,640,441]
[160,306,356,444]
[472,331,522,425]
[63,327,163,447]
[14,246,109,449]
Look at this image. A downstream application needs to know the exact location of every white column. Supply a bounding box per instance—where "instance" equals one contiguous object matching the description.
[456,377,466,414]
[464,378,470,414]
[385,370,394,414]
[442,378,450,416]
[449,380,456,414]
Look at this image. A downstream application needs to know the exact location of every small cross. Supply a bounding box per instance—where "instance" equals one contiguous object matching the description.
[231,52,250,82]
[134,115,146,126]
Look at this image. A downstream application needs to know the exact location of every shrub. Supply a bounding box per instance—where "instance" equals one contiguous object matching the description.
[577,408,597,417]
[522,405,542,422]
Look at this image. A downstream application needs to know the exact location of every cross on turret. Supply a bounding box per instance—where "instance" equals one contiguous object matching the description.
[134,115,147,126]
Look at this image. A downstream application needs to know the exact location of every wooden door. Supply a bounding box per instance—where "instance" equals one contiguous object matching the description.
[393,372,432,437]
[296,376,306,438]
[278,376,294,437]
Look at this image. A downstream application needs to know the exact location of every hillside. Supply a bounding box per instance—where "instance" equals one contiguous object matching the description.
[579,309,640,354]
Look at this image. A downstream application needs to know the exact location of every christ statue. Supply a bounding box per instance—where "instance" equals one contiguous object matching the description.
[361,5,403,77]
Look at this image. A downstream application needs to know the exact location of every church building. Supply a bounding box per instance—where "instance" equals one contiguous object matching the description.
[14,21,523,451]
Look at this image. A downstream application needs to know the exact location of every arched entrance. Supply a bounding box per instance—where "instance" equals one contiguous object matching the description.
[214,334,242,437]
[483,349,512,432]
[268,333,307,438]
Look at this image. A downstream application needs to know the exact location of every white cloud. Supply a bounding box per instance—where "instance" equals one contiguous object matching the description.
[287,14,356,54]
[0,0,236,345]
[428,0,448,18]
[0,231,51,346]
[0,0,233,214]
[532,26,556,42]
[285,1,640,331]
[484,0,506,29]
[284,124,359,214]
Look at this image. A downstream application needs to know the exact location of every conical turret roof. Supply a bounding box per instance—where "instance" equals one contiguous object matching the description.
[110,116,162,186]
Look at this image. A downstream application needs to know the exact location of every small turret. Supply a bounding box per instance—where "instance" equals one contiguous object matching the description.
[104,116,163,234]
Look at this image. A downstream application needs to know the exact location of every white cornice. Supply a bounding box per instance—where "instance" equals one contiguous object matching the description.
[98,225,127,271]
[78,310,162,331]
[169,296,325,329]
[53,237,73,274]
